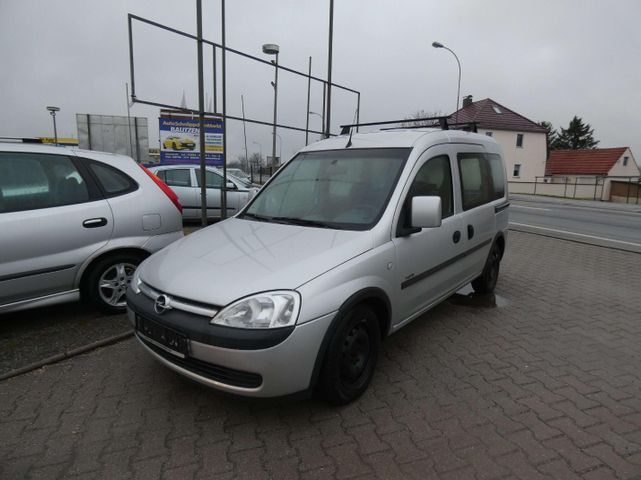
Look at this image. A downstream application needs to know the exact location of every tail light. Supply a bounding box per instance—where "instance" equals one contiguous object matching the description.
[138,164,183,213]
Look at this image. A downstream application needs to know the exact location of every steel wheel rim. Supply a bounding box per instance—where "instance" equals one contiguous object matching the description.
[98,262,137,308]
[340,319,371,383]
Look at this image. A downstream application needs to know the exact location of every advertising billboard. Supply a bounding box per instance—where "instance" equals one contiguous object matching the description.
[77,114,149,163]
[159,115,223,165]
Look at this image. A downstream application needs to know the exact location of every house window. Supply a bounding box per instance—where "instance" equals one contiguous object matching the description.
[492,105,502,114]
[623,156,629,166]
[513,164,521,177]
[516,134,524,148]
[485,131,493,137]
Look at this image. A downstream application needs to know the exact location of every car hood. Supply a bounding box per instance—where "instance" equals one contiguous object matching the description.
[139,218,373,307]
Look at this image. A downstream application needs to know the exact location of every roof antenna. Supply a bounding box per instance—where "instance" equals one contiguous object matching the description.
[345,127,353,148]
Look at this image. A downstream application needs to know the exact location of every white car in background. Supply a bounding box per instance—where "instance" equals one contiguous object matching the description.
[149,164,258,220]
[0,142,184,314]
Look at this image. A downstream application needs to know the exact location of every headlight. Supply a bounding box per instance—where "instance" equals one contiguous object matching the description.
[131,268,142,294]
[211,291,301,329]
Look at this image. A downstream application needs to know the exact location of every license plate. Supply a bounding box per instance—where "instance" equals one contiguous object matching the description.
[136,315,189,358]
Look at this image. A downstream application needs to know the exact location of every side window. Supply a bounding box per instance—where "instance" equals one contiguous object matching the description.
[88,161,136,196]
[162,169,191,187]
[0,152,89,213]
[407,155,453,219]
[196,171,223,189]
[457,153,503,210]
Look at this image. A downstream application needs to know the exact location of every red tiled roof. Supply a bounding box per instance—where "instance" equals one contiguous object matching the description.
[448,98,547,133]
[545,148,628,175]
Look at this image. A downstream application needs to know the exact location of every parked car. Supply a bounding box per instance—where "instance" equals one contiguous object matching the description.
[0,142,184,314]
[148,164,258,220]
[162,136,196,151]
[128,127,508,404]
[227,168,251,182]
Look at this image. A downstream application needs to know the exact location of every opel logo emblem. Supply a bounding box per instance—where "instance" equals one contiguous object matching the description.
[154,294,172,314]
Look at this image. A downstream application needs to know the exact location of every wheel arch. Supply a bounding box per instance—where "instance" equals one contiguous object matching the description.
[308,287,392,391]
[78,247,150,294]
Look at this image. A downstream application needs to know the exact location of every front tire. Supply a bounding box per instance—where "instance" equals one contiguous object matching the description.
[471,243,502,294]
[83,253,144,314]
[318,304,380,405]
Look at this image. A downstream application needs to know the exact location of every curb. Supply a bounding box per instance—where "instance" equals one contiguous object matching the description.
[509,195,641,214]
[509,224,641,255]
[0,330,134,382]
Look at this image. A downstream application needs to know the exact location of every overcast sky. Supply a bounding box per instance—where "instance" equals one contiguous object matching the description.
[1,0,640,164]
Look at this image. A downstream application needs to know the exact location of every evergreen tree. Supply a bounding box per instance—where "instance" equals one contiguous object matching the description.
[552,116,599,150]
[538,121,559,151]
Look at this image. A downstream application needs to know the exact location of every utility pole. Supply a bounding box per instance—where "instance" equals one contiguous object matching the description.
[325,0,334,138]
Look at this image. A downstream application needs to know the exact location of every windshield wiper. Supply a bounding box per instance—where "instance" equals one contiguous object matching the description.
[270,217,334,229]
[242,212,272,222]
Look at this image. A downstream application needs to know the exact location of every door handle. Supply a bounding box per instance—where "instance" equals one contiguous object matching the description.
[83,217,108,228]
[467,225,475,239]
[453,230,461,243]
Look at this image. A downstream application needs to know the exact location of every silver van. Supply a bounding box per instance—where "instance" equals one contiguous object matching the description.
[0,143,183,314]
[127,126,508,404]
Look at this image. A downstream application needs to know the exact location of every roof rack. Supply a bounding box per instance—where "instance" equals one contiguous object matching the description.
[339,116,478,135]
[0,137,44,144]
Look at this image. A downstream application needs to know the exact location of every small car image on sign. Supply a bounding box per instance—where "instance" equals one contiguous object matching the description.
[162,136,196,151]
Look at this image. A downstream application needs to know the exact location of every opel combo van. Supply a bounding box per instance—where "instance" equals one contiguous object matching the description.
[127,126,509,404]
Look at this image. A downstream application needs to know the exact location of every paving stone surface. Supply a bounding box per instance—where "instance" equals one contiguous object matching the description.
[1,231,641,479]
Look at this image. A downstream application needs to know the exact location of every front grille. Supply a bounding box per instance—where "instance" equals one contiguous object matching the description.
[139,335,262,389]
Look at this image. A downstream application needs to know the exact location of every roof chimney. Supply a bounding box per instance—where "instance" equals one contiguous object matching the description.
[462,95,473,108]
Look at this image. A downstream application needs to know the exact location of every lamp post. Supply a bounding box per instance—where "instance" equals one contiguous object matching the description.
[432,41,461,125]
[46,106,60,145]
[262,43,279,168]
[252,141,263,183]
[275,133,282,161]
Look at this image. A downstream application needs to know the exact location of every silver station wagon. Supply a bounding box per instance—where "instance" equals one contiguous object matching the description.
[0,142,183,314]
[127,125,509,404]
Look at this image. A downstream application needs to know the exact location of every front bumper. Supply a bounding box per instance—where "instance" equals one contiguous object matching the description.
[127,297,335,397]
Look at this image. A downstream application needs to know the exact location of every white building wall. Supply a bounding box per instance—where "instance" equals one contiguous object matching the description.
[479,129,547,183]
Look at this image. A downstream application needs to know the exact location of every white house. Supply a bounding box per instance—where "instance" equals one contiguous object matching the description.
[448,96,548,183]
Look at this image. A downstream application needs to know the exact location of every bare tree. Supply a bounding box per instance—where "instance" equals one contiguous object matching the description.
[399,109,443,128]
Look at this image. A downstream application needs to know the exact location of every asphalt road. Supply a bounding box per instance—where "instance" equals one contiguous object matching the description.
[509,198,641,248]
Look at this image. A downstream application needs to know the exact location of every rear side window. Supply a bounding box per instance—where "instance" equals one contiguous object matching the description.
[457,153,505,211]
[0,152,89,213]
[88,161,136,196]
[158,169,191,187]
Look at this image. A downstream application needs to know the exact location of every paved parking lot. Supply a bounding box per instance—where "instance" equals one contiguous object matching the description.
[1,231,641,479]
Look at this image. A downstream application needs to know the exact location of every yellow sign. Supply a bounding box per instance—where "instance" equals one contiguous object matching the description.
[39,137,79,145]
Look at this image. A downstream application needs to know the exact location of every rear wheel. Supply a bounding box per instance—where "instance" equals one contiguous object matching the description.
[319,304,380,405]
[83,253,145,314]
[471,243,502,294]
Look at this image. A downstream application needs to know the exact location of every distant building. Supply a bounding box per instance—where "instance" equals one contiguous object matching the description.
[545,147,640,200]
[449,96,548,183]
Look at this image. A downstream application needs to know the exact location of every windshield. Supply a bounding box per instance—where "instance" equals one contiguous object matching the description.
[242,148,410,230]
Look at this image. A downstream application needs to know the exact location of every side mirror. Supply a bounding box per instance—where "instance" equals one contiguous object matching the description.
[225,181,237,190]
[411,196,442,228]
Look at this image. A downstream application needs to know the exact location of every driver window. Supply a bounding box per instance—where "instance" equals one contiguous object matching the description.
[408,155,453,218]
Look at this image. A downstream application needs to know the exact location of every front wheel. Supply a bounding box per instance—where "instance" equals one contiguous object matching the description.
[83,253,144,314]
[471,243,502,294]
[318,304,381,405]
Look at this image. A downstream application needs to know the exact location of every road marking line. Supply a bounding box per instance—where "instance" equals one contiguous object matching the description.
[509,222,641,248]
[511,205,551,211]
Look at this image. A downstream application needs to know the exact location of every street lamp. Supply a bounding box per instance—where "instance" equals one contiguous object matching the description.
[275,133,283,160]
[432,41,461,125]
[46,106,60,145]
[262,43,279,168]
